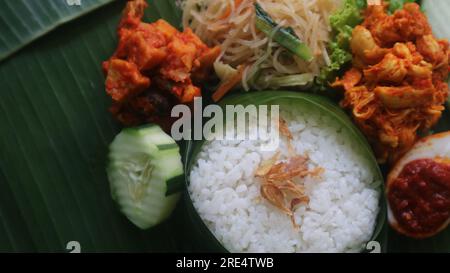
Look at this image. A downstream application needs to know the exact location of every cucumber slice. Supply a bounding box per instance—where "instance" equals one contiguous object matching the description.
[107,125,183,229]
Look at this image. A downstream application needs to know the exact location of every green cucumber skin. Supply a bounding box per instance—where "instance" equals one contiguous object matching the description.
[166,174,185,196]
[107,124,183,230]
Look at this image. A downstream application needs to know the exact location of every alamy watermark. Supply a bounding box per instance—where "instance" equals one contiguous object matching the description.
[171,98,281,151]
[66,241,81,253]
[64,240,380,253]
[66,0,82,6]
[366,241,381,253]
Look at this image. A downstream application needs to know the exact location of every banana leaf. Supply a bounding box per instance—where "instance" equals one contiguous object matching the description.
[0,0,449,253]
[0,0,117,62]
[0,0,187,252]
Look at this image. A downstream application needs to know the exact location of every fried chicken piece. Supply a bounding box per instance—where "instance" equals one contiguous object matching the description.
[364,53,408,84]
[364,3,431,47]
[125,23,168,70]
[119,0,147,29]
[341,85,377,120]
[374,86,434,109]
[351,26,389,65]
[160,28,211,82]
[113,0,151,59]
[416,35,448,70]
[331,68,362,91]
[334,2,449,164]
[172,82,201,103]
[103,0,221,128]
[393,3,431,42]
[392,42,412,60]
[364,4,402,47]
[105,59,150,102]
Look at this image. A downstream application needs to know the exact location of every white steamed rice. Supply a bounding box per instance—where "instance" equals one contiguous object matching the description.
[189,102,380,253]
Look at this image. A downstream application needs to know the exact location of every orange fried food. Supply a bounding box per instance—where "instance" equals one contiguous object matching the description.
[118,0,147,29]
[125,23,170,70]
[105,59,151,102]
[364,3,431,47]
[103,0,220,127]
[334,2,450,164]
[161,28,211,82]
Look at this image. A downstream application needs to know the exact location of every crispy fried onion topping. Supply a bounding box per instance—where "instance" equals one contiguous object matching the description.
[255,119,324,228]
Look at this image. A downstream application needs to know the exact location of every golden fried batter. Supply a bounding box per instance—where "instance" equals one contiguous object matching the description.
[333,2,450,164]
[103,0,220,127]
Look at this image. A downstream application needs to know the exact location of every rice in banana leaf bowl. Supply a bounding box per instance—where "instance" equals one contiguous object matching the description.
[184,92,386,253]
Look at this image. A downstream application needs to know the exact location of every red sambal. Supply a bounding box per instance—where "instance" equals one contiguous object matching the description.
[388,159,450,237]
